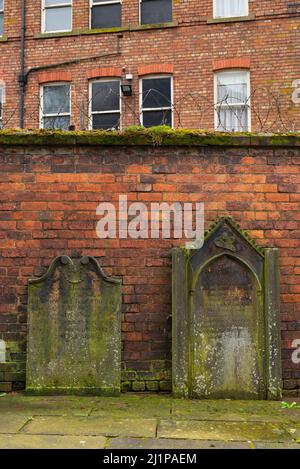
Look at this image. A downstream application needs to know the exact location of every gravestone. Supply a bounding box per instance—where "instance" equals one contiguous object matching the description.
[172,216,281,400]
[26,256,122,395]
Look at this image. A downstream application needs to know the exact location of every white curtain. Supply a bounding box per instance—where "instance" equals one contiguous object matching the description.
[215,0,248,18]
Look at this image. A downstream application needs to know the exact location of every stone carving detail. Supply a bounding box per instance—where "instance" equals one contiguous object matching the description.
[26,256,122,395]
[214,230,237,252]
[172,216,281,400]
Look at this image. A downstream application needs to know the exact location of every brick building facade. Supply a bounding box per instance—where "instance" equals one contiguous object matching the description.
[0,1,299,131]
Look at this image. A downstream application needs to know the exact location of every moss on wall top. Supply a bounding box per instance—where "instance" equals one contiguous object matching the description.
[0,126,300,147]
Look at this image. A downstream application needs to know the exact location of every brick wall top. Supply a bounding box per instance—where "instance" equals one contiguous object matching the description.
[38,71,73,84]
[212,58,251,71]
[0,129,299,147]
[137,64,174,76]
[87,67,123,79]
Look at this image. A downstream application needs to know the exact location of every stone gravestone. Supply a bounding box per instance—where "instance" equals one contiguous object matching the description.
[26,256,122,395]
[172,216,281,400]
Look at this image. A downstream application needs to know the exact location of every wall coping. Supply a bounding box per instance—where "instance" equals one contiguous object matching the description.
[0,127,299,147]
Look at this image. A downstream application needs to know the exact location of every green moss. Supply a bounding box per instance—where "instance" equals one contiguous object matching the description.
[1,127,300,147]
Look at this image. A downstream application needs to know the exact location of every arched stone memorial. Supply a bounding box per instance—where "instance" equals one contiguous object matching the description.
[26,256,122,395]
[172,216,281,400]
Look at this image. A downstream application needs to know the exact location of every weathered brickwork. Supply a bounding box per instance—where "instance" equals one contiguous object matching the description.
[0,133,300,394]
[0,1,299,130]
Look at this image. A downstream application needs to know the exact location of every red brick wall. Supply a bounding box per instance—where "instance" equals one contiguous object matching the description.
[0,139,300,395]
[0,1,300,131]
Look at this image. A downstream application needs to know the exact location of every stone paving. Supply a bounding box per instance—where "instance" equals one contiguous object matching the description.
[0,393,299,449]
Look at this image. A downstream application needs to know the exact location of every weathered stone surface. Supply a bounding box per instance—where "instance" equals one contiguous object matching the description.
[0,415,29,433]
[0,434,107,449]
[172,217,282,400]
[91,394,172,418]
[157,419,292,442]
[26,256,122,395]
[108,437,251,449]
[21,416,157,438]
[254,441,300,449]
[171,399,300,423]
[0,395,95,416]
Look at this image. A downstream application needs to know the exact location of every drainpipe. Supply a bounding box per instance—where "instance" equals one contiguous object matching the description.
[19,0,26,128]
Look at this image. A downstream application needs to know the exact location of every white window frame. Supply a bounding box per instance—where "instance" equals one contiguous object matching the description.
[213,0,248,19]
[42,0,72,33]
[139,74,173,128]
[89,78,122,130]
[214,69,251,132]
[89,0,122,29]
[40,82,71,130]
[0,0,4,37]
[139,0,173,26]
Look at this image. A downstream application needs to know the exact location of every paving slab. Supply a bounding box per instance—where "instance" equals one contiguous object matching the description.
[0,415,30,434]
[91,395,172,418]
[157,419,292,442]
[171,400,300,423]
[254,441,300,449]
[0,395,94,417]
[0,434,107,449]
[108,437,251,449]
[21,416,157,438]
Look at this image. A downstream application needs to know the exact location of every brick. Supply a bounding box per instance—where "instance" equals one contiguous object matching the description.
[0,382,12,392]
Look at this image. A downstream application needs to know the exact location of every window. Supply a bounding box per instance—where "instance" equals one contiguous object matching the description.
[215,70,250,132]
[214,0,248,18]
[140,76,172,127]
[140,0,172,25]
[41,83,71,130]
[91,0,121,29]
[0,86,3,129]
[90,80,121,129]
[43,0,72,33]
[0,0,3,36]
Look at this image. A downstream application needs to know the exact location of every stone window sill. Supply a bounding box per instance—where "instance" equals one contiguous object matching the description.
[34,22,178,40]
[207,13,256,24]
[0,35,8,42]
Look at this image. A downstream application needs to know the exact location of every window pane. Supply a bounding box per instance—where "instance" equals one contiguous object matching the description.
[143,110,172,127]
[92,81,120,112]
[45,6,72,32]
[217,71,248,104]
[141,0,172,25]
[91,4,121,29]
[0,0,3,10]
[0,13,3,36]
[43,85,70,114]
[217,106,248,132]
[142,77,171,109]
[43,116,70,130]
[45,0,71,6]
[215,0,247,18]
[92,113,120,130]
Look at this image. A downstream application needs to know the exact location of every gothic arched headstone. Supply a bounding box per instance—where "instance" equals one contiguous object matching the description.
[172,216,281,400]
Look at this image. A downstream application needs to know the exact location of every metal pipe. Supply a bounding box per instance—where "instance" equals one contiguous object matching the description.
[25,34,122,79]
[19,0,26,128]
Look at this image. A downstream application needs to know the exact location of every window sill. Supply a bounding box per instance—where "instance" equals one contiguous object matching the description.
[0,35,8,42]
[130,21,178,31]
[34,22,178,40]
[207,13,256,24]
